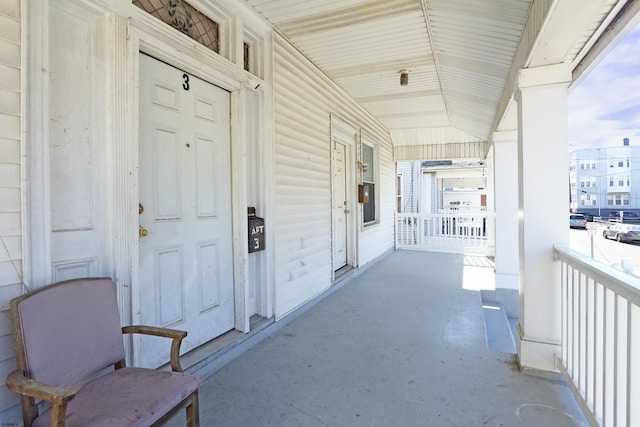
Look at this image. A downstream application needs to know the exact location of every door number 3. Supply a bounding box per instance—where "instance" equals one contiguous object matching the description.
[182,73,190,91]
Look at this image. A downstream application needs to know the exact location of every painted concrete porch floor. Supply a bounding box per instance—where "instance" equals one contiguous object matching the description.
[171,250,587,426]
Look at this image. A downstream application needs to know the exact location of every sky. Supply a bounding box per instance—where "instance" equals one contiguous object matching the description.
[568,22,640,150]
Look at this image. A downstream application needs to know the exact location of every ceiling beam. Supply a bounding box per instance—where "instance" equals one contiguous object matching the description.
[491,0,555,136]
[420,0,451,127]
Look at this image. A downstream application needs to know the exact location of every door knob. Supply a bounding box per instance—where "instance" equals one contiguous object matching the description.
[139,225,149,238]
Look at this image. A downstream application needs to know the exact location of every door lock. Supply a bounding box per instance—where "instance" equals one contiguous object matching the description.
[139,225,149,238]
[344,210,350,214]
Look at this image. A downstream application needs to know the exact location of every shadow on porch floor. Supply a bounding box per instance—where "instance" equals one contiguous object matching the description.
[168,250,586,426]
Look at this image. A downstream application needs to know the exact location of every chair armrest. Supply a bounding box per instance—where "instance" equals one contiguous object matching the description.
[6,370,81,404]
[122,325,188,372]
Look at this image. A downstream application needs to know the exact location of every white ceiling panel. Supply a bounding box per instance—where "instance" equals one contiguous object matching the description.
[248,0,370,23]
[379,113,450,130]
[391,127,484,146]
[362,97,446,115]
[245,0,632,152]
[293,14,430,70]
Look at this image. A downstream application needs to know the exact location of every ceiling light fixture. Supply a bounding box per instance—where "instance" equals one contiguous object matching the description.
[400,70,409,86]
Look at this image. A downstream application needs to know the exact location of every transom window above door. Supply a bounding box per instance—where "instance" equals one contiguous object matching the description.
[133,0,220,53]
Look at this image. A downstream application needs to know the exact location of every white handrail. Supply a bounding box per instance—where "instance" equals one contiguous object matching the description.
[554,244,640,426]
[395,212,488,254]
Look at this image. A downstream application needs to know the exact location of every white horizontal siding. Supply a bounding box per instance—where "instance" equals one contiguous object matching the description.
[397,161,421,213]
[0,0,20,415]
[390,127,484,147]
[273,33,393,318]
[395,141,489,162]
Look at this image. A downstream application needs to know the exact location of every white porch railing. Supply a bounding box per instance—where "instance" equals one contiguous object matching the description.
[554,245,640,427]
[395,212,488,254]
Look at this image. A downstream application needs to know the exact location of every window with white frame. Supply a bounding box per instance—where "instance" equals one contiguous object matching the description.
[610,194,629,206]
[243,28,263,78]
[580,194,595,206]
[361,133,379,225]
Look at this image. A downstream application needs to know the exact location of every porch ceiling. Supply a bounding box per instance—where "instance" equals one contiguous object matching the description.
[246,0,632,151]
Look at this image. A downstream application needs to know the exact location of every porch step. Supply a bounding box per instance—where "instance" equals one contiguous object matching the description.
[482,303,516,353]
[480,289,517,354]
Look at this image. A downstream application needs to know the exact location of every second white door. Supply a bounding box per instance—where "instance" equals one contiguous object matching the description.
[332,141,348,270]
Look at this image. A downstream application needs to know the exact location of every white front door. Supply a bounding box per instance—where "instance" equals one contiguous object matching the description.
[138,54,234,367]
[332,141,348,270]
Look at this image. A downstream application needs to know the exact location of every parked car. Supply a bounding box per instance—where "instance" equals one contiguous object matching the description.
[575,211,594,222]
[569,214,587,229]
[602,224,640,243]
[608,211,640,219]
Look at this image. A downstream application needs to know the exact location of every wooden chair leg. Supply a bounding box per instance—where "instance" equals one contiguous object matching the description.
[50,402,68,427]
[186,390,199,427]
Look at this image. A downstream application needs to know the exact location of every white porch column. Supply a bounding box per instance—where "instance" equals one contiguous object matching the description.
[515,64,571,371]
[484,149,495,257]
[492,131,519,292]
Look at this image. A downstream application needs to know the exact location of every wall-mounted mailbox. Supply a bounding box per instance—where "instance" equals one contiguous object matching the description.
[248,207,265,253]
[358,184,369,203]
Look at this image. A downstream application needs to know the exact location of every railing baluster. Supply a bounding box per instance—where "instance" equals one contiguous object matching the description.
[613,295,618,427]
[569,265,574,379]
[586,277,592,401]
[562,261,568,372]
[603,288,608,427]
[578,270,583,395]
[626,300,631,427]
[574,267,580,383]
[593,281,601,422]
[630,303,639,427]
[587,277,593,408]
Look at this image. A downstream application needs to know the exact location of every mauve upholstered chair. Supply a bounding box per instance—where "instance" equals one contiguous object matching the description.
[6,277,200,427]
